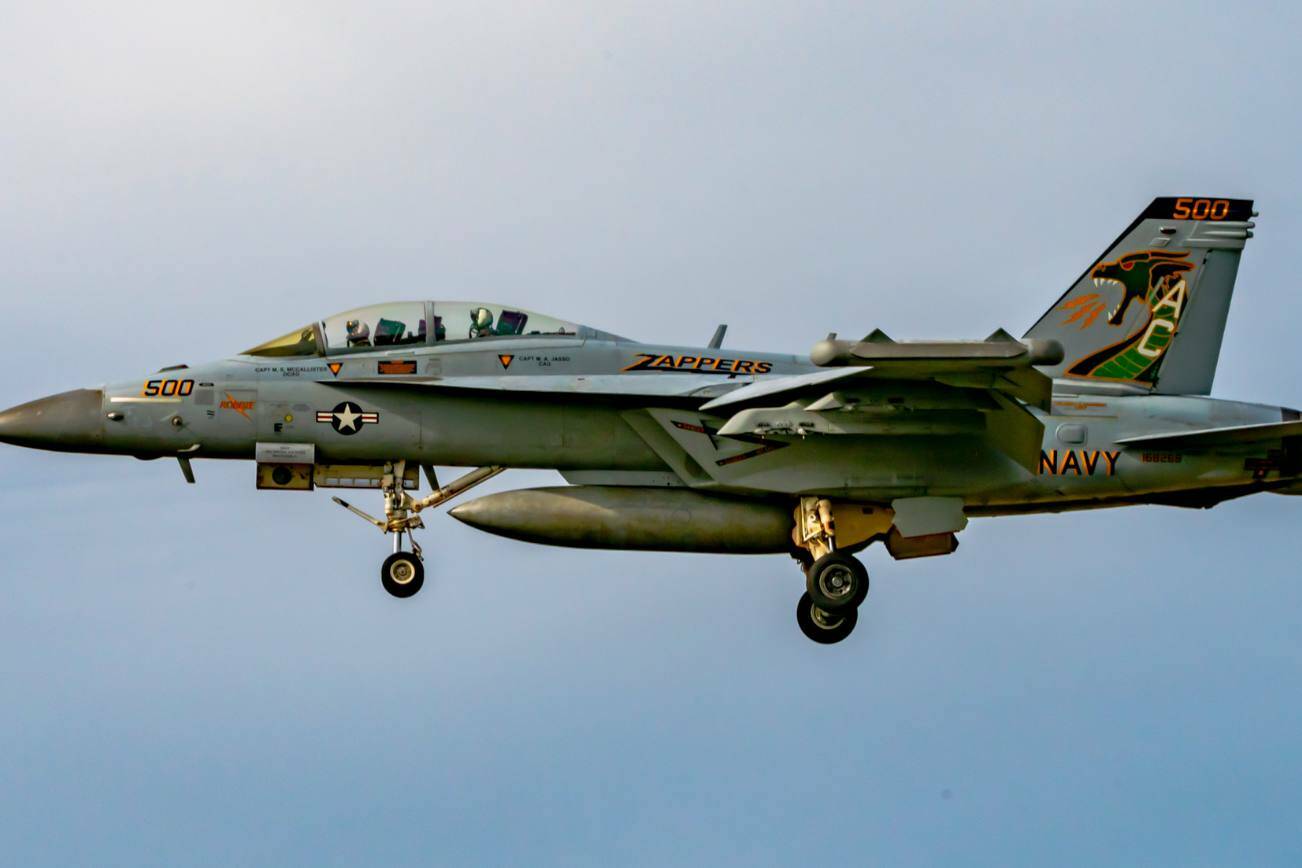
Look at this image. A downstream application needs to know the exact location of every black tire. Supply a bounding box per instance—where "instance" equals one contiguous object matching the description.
[381,552,424,598]
[795,592,858,645]
[805,552,868,613]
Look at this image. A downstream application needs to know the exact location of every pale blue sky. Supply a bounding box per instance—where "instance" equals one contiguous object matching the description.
[2,2,1302,865]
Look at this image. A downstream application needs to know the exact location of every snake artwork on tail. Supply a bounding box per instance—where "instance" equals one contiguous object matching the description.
[1059,250,1196,383]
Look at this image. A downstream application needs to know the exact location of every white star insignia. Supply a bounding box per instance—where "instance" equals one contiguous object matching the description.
[334,404,361,431]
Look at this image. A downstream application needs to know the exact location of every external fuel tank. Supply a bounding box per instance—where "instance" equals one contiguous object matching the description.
[449,486,793,553]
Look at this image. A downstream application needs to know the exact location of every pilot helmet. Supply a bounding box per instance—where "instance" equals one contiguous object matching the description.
[471,307,494,330]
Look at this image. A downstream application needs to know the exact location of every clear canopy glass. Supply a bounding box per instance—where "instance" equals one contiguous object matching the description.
[432,302,578,342]
[242,301,600,358]
[321,303,429,352]
[243,325,321,358]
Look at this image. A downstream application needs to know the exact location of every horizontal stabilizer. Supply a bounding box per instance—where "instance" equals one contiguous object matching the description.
[1116,420,1302,449]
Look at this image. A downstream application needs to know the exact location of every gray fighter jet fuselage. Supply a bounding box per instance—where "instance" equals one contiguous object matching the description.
[3,197,1298,644]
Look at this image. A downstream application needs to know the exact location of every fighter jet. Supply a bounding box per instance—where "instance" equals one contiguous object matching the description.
[2,196,1297,644]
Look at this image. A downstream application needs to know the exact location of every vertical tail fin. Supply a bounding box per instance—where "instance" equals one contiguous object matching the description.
[1024,197,1255,394]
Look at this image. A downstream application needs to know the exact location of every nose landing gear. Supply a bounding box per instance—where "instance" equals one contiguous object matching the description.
[381,549,424,598]
[333,461,503,598]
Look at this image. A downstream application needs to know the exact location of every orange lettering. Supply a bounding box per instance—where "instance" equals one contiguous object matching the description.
[1061,450,1083,475]
[1039,449,1058,475]
[1082,450,1100,475]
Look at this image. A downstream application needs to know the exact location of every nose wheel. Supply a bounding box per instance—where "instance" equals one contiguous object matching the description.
[381,551,424,598]
[332,462,504,600]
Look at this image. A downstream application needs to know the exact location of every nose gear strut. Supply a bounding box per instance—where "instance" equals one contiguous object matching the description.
[331,461,504,597]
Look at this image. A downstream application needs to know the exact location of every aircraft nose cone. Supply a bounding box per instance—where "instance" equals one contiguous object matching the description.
[0,389,105,452]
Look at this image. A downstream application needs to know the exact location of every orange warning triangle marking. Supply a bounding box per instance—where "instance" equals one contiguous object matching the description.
[498,355,513,369]
[327,362,343,376]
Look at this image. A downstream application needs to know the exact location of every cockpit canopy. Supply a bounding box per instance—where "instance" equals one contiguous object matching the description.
[243,301,618,358]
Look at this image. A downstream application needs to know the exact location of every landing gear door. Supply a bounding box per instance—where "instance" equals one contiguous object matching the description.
[255,441,315,491]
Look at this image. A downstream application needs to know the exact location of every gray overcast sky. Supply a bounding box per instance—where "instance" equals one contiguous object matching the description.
[3,2,1302,865]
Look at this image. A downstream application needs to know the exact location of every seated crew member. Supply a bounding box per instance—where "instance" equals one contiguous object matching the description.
[346,319,372,347]
[469,307,495,339]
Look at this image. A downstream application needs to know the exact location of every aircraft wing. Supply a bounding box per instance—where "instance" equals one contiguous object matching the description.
[692,330,1063,473]
[1115,419,1302,449]
[329,374,743,401]
[700,377,1045,473]
[696,367,869,410]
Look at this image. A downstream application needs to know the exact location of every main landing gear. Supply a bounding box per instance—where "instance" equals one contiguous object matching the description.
[333,461,504,598]
[791,496,886,645]
[796,590,859,645]
[795,552,869,644]
[805,551,869,612]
